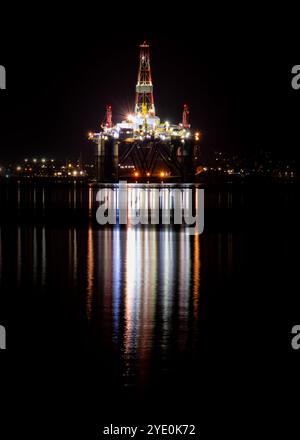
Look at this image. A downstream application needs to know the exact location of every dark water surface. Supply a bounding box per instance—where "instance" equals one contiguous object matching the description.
[0,181,299,433]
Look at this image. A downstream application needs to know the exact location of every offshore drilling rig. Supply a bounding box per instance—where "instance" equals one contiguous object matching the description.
[89,42,201,182]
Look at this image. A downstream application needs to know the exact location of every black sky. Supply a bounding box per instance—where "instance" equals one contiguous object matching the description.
[0,13,299,162]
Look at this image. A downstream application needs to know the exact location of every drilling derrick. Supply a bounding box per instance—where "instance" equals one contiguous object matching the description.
[135,42,155,116]
[182,104,190,128]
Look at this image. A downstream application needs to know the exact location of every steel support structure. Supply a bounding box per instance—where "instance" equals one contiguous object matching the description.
[135,42,155,116]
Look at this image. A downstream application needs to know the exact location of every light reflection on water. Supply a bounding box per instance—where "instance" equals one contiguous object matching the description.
[0,183,245,388]
[83,224,201,385]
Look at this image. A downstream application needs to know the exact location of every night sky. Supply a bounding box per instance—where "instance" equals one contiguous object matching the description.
[0,15,299,162]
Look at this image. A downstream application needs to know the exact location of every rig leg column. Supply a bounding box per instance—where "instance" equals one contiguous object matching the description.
[182,139,194,182]
[96,135,106,182]
[112,139,119,182]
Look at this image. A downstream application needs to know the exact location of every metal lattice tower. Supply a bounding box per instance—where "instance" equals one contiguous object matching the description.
[135,42,155,116]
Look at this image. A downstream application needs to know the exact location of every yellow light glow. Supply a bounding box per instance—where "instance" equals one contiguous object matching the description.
[160,171,165,177]
[146,172,150,177]
[134,171,139,177]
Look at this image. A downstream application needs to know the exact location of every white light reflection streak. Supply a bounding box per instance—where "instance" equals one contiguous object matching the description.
[138,228,157,384]
[178,230,191,350]
[124,227,142,381]
[112,227,121,344]
[160,227,174,357]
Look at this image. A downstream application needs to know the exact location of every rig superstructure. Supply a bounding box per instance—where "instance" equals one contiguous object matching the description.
[89,42,201,182]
